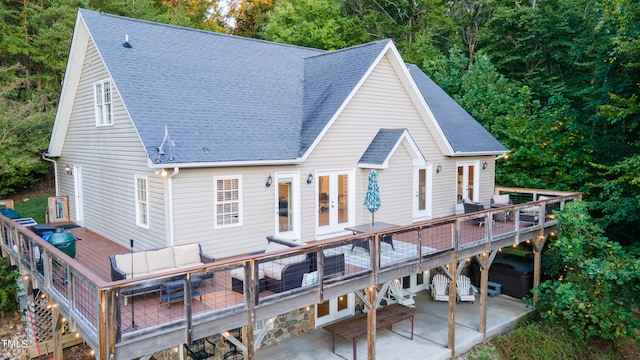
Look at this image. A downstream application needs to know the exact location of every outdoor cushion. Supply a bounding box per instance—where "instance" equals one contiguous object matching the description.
[492,194,510,204]
[173,243,202,268]
[520,206,540,213]
[114,251,150,278]
[230,267,265,281]
[147,247,176,274]
[262,262,286,280]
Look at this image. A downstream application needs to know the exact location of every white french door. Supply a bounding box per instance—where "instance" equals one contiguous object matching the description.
[413,165,432,221]
[316,170,355,238]
[274,172,300,241]
[457,162,479,204]
[315,293,355,326]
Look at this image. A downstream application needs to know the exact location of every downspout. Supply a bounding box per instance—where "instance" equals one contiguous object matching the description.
[167,167,179,246]
[41,153,59,196]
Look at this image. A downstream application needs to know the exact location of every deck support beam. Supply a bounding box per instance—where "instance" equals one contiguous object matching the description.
[448,256,457,359]
[367,234,381,360]
[479,252,489,342]
[245,260,256,359]
[52,302,64,360]
[532,234,547,303]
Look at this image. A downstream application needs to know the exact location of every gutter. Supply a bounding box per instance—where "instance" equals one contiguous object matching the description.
[41,152,59,196]
[167,167,179,246]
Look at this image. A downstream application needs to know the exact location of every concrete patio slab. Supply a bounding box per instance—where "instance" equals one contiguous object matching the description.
[256,291,532,360]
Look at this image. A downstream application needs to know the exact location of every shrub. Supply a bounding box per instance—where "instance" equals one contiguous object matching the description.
[492,321,594,360]
[0,257,19,317]
[535,201,640,344]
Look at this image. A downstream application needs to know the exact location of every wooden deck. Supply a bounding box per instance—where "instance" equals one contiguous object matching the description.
[47,215,541,335]
[0,188,578,359]
[65,226,128,281]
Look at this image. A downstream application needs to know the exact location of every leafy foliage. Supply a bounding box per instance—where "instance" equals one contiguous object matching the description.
[588,155,640,246]
[260,0,369,50]
[0,66,54,196]
[0,257,19,317]
[535,201,640,343]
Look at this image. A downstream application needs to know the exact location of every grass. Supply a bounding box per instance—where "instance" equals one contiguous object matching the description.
[490,320,630,360]
[13,194,52,224]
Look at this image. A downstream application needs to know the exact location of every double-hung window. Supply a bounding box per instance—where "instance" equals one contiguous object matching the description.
[135,175,149,228]
[94,79,112,126]
[214,176,242,228]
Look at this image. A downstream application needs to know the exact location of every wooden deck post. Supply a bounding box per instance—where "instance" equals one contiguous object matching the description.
[479,252,489,342]
[367,233,381,360]
[448,257,457,359]
[52,303,64,360]
[532,234,546,303]
[245,260,256,360]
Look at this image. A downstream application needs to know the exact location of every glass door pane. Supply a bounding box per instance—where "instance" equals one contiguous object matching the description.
[418,169,426,211]
[467,165,475,201]
[337,174,349,224]
[278,178,292,232]
[318,175,330,227]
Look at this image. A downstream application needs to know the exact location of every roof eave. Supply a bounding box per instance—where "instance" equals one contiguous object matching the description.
[449,150,510,157]
[149,158,304,169]
[48,11,88,157]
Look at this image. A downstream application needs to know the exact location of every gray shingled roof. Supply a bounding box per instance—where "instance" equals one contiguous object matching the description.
[406,64,508,154]
[78,9,506,165]
[359,129,407,166]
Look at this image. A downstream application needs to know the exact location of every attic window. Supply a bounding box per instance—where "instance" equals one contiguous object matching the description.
[94,79,112,126]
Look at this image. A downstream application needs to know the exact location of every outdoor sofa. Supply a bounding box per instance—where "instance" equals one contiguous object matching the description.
[109,243,214,299]
[231,236,345,294]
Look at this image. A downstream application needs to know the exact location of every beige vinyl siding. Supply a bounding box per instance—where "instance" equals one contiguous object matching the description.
[171,168,280,258]
[364,144,414,226]
[56,38,165,252]
[306,53,450,227]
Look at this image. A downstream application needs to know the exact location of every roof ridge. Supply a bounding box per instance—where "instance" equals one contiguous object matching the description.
[79,8,326,53]
[303,39,391,59]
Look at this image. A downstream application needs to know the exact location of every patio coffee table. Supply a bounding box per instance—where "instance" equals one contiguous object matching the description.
[159,276,202,308]
[345,222,397,252]
[323,303,415,360]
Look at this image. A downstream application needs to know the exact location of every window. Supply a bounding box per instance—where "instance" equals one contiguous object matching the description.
[214,176,242,228]
[135,175,149,228]
[94,79,112,126]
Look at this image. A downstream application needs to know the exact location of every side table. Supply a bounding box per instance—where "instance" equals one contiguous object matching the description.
[160,276,202,308]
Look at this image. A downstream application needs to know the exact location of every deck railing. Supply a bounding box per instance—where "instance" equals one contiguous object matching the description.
[0,187,581,359]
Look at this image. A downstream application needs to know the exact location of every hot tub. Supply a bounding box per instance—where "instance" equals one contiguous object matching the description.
[471,253,538,299]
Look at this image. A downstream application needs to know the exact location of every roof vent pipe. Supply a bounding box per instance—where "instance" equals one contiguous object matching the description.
[123,34,132,48]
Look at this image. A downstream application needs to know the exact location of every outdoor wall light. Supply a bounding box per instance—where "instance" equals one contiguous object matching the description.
[265,175,273,188]
[436,164,442,174]
[64,164,73,175]
[482,161,488,170]
[306,173,314,184]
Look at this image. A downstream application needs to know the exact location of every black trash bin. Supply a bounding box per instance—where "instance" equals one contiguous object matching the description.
[44,228,76,259]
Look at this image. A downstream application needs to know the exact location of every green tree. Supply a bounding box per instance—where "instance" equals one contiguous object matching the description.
[536,201,640,343]
[261,0,369,50]
[478,0,594,101]
[589,156,640,246]
[0,63,54,196]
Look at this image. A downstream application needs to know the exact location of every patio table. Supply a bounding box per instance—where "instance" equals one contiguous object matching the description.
[323,303,415,360]
[345,222,397,252]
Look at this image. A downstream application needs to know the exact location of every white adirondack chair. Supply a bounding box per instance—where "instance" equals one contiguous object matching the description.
[456,275,476,303]
[431,274,449,302]
[383,279,416,307]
